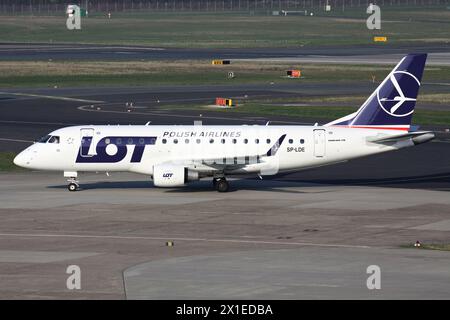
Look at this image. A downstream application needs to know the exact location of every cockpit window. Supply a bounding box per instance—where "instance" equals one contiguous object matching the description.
[37,135,51,143]
[48,136,60,144]
[37,135,60,144]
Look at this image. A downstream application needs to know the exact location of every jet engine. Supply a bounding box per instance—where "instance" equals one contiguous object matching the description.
[152,164,199,187]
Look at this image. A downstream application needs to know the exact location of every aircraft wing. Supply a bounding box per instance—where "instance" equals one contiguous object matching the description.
[169,134,287,171]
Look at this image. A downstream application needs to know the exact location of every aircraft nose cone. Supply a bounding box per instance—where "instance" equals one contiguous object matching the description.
[13,151,27,168]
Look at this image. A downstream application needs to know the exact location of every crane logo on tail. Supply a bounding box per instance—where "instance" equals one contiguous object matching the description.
[376,71,420,118]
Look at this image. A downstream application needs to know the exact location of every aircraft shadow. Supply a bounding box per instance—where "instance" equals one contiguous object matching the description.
[271,171,450,191]
[46,172,450,192]
[47,180,153,190]
[47,179,329,194]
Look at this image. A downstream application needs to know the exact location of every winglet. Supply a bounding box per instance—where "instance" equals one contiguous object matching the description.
[266,134,286,156]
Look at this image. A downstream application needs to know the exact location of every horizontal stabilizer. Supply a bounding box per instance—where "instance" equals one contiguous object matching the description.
[367,131,435,145]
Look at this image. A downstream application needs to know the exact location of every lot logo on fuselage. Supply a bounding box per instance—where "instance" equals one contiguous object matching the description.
[376,71,420,117]
[76,136,157,163]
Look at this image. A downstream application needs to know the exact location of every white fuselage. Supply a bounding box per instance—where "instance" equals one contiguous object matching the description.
[14,124,412,179]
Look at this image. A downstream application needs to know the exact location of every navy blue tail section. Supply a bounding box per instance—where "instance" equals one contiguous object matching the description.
[326,54,427,130]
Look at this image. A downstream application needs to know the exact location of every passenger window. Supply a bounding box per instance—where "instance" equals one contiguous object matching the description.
[289,139,293,144]
[232,139,237,144]
[139,138,145,145]
[48,136,60,144]
[221,139,225,144]
[243,139,248,144]
[116,138,122,145]
[266,139,271,144]
[255,139,259,144]
[162,139,167,144]
[300,139,305,144]
[185,139,189,144]
[173,139,178,144]
[196,139,201,144]
[209,139,214,144]
[105,138,111,145]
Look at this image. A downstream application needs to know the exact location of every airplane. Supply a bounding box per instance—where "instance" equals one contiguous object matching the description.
[13,54,434,192]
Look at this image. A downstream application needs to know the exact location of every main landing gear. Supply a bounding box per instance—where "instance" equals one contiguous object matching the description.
[213,177,229,192]
[67,178,80,192]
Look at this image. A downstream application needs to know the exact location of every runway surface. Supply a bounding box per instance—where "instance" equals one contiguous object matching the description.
[125,247,450,299]
[0,172,449,299]
[1,43,450,65]
[0,81,449,299]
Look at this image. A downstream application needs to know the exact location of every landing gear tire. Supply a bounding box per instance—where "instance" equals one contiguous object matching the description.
[215,178,229,193]
[68,182,79,192]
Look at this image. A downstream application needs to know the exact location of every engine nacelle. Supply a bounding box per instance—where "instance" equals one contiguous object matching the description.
[152,164,199,187]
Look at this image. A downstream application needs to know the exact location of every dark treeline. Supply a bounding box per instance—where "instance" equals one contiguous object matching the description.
[0,0,448,14]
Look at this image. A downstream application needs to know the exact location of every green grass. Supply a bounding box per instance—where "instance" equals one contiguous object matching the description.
[401,243,450,252]
[0,152,22,172]
[217,103,356,119]
[0,73,229,88]
[174,102,450,126]
[0,71,293,88]
[0,60,449,88]
[266,105,450,126]
[0,7,449,48]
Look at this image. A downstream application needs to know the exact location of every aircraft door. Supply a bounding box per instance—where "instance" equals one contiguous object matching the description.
[313,129,326,158]
[79,128,95,157]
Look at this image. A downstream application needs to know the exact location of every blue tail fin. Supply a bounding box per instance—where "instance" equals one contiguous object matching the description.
[326,54,427,131]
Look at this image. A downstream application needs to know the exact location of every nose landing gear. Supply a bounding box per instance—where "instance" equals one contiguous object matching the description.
[67,178,80,192]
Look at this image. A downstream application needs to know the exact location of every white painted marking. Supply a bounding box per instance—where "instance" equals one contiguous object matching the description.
[0,138,33,143]
[0,91,103,103]
[410,219,450,231]
[300,283,340,288]
[0,232,370,249]
[0,46,165,52]
[423,82,450,86]
[0,120,79,126]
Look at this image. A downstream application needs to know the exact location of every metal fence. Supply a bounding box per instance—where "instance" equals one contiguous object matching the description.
[0,0,448,14]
